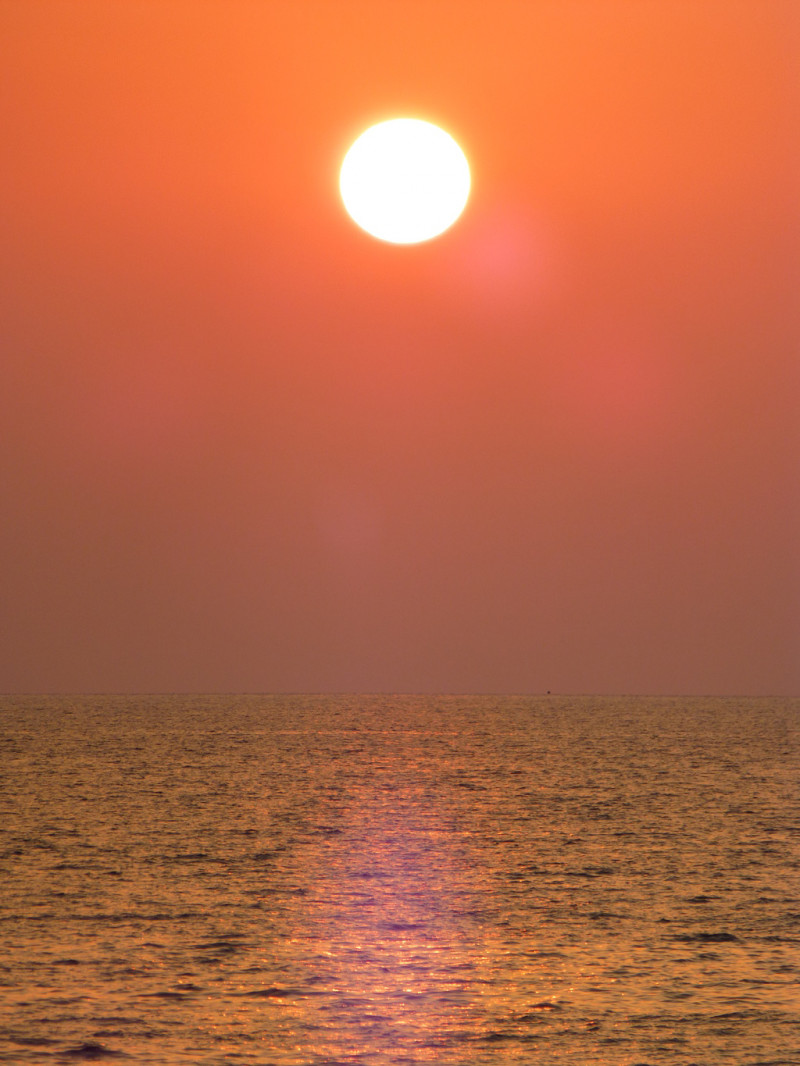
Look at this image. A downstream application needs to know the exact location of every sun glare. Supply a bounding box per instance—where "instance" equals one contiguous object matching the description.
[340,118,470,244]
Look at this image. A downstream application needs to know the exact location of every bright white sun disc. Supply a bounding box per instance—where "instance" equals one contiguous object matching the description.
[340,118,470,244]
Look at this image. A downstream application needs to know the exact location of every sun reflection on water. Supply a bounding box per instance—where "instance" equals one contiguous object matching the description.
[253,751,576,1064]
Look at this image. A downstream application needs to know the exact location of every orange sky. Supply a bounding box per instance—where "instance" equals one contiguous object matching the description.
[1,1,797,693]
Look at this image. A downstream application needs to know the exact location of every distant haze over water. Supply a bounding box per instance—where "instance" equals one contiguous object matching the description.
[1,694,798,1064]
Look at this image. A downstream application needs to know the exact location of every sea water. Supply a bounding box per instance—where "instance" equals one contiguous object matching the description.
[0,694,797,1065]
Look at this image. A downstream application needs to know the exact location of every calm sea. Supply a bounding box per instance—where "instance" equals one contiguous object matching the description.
[0,695,798,1065]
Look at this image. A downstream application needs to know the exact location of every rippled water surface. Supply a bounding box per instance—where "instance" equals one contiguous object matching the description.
[1,694,798,1065]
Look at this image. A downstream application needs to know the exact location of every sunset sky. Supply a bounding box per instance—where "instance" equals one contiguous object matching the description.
[2,1,797,695]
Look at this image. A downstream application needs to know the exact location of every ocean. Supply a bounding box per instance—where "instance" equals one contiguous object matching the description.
[0,694,797,1065]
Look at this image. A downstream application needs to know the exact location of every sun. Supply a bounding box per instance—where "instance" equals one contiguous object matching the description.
[340,118,470,244]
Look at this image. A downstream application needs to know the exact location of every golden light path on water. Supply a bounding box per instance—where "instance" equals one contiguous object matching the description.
[235,755,579,1060]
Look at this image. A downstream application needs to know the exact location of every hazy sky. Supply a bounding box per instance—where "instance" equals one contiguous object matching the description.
[2,1,797,694]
